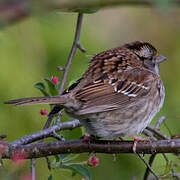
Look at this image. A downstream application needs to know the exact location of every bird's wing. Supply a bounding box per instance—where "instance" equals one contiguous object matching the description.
[75,68,156,115]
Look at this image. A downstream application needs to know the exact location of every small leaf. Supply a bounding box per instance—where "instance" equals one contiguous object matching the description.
[44,78,59,96]
[54,154,69,163]
[34,82,49,96]
[66,164,91,180]
[48,174,53,180]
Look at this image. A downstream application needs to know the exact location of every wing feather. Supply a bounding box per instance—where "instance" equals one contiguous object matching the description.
[75,68,154,115]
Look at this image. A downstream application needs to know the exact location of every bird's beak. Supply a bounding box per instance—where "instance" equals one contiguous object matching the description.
[153,54,167,64]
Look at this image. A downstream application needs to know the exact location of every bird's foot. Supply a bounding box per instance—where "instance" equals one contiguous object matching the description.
[130,135,150,153]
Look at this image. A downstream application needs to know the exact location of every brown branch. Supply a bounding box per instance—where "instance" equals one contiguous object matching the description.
[146,126,171,140]
[30,159,36,180]
[58,13,85,94]
[42,13,85,130]
[12,119,81,145]
[143,154,157,180]
[136,153,158,180]
[2,139,180,159]
[0,0,180,24]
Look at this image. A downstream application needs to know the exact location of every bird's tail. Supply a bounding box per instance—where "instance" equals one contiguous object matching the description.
[4,95,68,106]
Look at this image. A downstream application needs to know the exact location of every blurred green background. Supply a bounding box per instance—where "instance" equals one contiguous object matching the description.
[0,6,180,180]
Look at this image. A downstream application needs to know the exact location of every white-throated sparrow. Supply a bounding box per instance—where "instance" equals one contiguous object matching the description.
[5,41,166,139]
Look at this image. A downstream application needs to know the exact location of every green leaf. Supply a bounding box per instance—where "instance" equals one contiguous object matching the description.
[34,82,49,96]
[62,126,82,140]
[66,164,91,180]
[54,154,69,163]
[44,78,59,96]
[48,174,53,180]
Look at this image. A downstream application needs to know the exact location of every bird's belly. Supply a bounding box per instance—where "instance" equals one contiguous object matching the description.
[66,96,164,139]
[81,104,154,138]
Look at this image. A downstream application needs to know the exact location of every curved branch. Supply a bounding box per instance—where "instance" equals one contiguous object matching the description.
[12,120,81,145]
[58,13,85,94]
[2,139,180,159]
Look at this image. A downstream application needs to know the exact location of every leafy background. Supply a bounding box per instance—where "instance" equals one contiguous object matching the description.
[0,6,180,180]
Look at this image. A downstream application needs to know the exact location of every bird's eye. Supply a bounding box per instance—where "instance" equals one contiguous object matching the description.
[154,52,159,56]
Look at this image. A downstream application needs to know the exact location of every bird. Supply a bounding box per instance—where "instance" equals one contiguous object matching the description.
[5,41,166,141]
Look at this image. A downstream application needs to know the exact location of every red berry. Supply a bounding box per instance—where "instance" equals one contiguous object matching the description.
[40,109,48,115]
[89,156,99,167]
[51,76,58,84]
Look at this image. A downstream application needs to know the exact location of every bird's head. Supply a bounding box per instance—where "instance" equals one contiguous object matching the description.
[125,41,167,73]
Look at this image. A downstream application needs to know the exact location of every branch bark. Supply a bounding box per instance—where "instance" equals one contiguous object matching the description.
[0,0,179,23]
[58,13,85,94]
[11,120,81,145]
[2,139,180,159]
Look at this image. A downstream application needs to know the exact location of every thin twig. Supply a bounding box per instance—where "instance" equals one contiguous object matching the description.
[155,115,166,129]
[143,116,167,180]
[163,121,173,136]
[42,115,54,130]
[143,129,157,141]
[42,13,85,131]
[59,13,85,94]
[51,130,64,141]
[11,119,81,145]
[143,154,157,180]
[31,159,36,180]
[55,111,62,124]
[146,126,171,140]
[136,153,159,180]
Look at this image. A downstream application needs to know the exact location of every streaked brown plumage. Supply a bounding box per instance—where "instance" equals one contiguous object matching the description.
[5,41,166,138]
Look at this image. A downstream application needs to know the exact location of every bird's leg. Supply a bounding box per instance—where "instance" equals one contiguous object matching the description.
[131,135,150,153]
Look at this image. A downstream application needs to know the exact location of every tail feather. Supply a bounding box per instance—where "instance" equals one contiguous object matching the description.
[4,96,68,106]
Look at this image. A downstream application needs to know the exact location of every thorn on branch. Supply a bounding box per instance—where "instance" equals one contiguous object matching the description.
[77,41,86,53]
